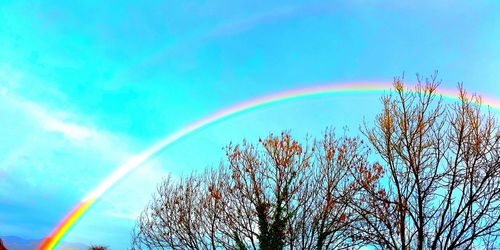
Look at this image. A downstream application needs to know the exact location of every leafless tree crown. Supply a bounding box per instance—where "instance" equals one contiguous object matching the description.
[356,75,500,249]
[131,131,378,250]
[131,75,499,250]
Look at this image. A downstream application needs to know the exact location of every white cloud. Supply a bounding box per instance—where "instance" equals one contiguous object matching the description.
[43,118,94,140]
[101,210,138,220]
[0,86,133,162]
[16,98,96,141]
[0,78,140,238]
[0,65,103,142]
[0,68,171,244]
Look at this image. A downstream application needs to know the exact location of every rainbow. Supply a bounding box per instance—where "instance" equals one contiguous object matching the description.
[38,82,499,249]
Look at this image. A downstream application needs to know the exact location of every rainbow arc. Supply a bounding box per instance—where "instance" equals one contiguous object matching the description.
[38,82,500,249]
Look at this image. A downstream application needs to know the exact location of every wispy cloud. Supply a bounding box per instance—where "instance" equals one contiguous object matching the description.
[0,66,97,142]
[6,94,96,141]
[0,82,133,161]
[0,74,139,237]
[101,210,138,220]
[0,66,181,246]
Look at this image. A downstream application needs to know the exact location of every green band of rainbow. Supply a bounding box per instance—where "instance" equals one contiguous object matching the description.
[38,82,499,249]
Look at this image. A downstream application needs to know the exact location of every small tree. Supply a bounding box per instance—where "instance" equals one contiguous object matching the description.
[354,75,500,249]
[89,246,107,250]
[0,239,7,250]
[131,131,381,250]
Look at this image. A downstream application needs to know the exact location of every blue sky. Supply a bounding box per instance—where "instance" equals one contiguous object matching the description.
[0,1,499,249]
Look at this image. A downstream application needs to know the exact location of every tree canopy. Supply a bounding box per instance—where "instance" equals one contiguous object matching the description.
[131,76,499,250]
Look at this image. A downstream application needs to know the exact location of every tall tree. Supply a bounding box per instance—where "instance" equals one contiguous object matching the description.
[131,131,380,250]
[353,75,500,249]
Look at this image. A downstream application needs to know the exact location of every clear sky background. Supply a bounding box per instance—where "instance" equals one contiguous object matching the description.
[0,1,499,249]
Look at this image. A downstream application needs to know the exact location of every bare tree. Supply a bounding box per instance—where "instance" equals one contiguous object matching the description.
[131,74,499,250]
[354,74,500,249]
[131,131,379,250]
[89,246,108,250]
